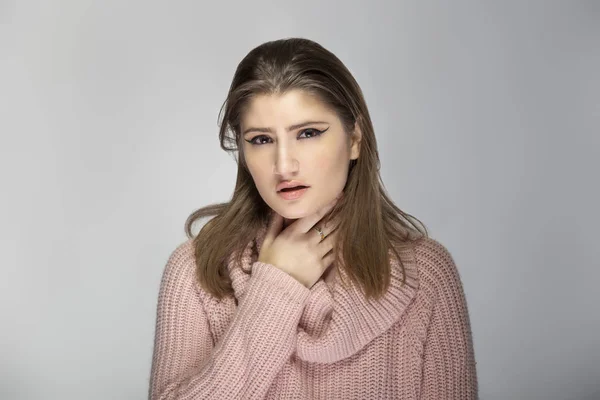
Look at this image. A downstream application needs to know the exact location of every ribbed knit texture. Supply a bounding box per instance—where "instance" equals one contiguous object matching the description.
[148,224,478,399]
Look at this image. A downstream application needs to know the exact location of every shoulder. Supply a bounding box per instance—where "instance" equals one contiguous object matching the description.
[165,238,196,268]
[158,238,200,295]
[411,237,466,300]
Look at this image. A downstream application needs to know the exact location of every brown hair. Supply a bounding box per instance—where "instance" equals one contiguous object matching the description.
[184,38,428,301]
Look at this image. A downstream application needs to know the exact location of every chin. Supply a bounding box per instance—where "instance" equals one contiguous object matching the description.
[276,208,309,219]
[268,195,333,220]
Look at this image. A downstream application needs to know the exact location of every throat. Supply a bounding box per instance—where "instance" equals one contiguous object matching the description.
[283,217,297,229]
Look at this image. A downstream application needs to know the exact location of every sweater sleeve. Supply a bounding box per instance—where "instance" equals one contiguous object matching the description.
[148,241,311,400]
[417,239,478,400]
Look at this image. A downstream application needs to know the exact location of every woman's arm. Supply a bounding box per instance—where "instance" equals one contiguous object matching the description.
[148,241,311,400]
[417,239,478,399]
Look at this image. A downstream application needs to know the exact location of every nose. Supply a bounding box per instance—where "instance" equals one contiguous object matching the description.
[272,145,299,176]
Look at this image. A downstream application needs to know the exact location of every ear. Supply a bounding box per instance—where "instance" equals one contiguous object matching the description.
[349,119,362,160]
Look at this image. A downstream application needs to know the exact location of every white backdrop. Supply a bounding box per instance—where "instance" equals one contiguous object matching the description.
[1,1,599,399]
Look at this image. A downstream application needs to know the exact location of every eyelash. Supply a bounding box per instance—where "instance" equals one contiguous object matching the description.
[245,128,328,146]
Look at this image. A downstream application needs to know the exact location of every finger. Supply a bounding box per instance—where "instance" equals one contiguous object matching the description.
[263,212,283,246]
[316,229,338,258]
[321,250,336,269]
[294,195,342,234]
[323,216,342,234]
[308,216,341,246]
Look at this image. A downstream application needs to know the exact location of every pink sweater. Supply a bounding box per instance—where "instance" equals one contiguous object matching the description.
[148,224,478,399]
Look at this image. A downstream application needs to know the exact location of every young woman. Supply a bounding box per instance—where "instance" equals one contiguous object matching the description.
[149,38,478,399]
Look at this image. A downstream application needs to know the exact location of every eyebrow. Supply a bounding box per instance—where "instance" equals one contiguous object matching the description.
[242,121,329,135]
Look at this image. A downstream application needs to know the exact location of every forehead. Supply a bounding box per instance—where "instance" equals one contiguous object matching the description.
[241,90,335,126]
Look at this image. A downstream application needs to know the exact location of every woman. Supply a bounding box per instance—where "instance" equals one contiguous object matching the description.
[149,38,478,399]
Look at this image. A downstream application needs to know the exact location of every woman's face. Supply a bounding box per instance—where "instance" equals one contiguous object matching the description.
[240,89,361,227]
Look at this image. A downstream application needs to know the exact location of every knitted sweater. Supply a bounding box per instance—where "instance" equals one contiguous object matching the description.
[148,224,478,399]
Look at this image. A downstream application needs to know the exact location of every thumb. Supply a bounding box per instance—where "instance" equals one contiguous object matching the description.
[263,212,283,246]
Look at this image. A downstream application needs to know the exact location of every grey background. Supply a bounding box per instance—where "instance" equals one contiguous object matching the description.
[1,1,599,399]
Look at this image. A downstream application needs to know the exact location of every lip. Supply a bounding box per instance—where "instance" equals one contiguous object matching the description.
[276,180,310,192]
[277,187,309,200]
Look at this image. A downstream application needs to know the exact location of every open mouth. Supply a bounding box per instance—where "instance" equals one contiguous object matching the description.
[279,186,308,192]
[277,185,310,200]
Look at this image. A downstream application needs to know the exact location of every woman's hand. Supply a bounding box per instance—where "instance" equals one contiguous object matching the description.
[258,196,342,289]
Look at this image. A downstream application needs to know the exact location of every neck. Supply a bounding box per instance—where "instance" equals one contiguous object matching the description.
[283,217,297,229]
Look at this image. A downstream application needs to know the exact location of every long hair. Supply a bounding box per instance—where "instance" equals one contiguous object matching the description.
[184,38,428,301]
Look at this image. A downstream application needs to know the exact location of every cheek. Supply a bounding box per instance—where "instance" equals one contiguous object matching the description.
[246,157,270,186]
[313,142,347,173]
[313,156,329,170]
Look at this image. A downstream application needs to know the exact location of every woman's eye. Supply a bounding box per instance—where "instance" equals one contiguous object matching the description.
[298,128,324,139]
[245,128,326,146]
[249,136,271,145]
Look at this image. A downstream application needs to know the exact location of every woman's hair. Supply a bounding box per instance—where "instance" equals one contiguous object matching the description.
[185,38,428,301]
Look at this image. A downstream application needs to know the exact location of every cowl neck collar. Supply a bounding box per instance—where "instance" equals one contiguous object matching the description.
[226,221,419,364]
